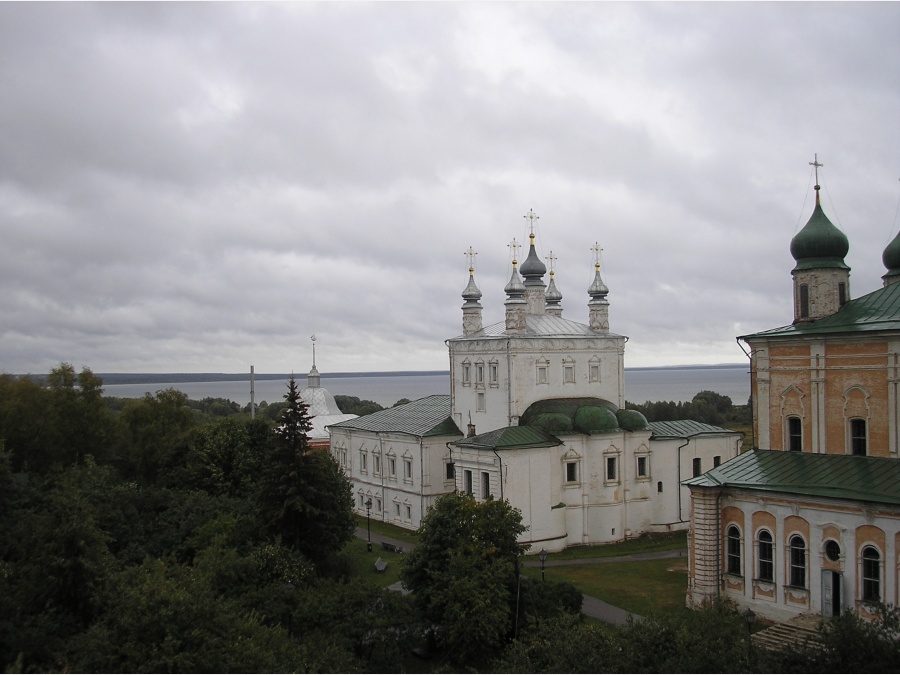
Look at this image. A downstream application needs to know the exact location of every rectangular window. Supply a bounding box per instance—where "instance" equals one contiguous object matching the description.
[489,363,498,385]
[405,505,411,520]
[838,282,847,306]
[475,363,484,385]
[395,503,400,516]
[462,363,471,385]
[657,481,663,493]
[788,417,802,452]
[564,365,575,384]
[566,461,578,483]
[637,456,648,477]
[537,365,548,384]
[606,456,617,481]
[388,457,396,477]
[464,470,473,495]
[476,392,485,412]
[851,419,867,456]
[692,458,702,478]
[589,363,600,383]
[373,455,381,475]
[481,471,490,499]
[376,498,382,513]
[446,462,455,481]
[360,451,367,472]
[799,283,809,318]
[404,458,412,480]
[713,455,721,468]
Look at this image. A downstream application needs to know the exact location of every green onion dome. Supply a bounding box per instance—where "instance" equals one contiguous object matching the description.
[790,197,849,272]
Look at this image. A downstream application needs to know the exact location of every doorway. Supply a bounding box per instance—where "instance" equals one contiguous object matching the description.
[821,570,842,618]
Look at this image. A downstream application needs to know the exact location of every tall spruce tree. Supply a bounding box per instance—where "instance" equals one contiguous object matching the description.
[256,377,354,565]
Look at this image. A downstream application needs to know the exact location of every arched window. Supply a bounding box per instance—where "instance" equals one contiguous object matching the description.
[789,535,806,588]
[757,530,774,582]
[726,525,742,575]
[862,546,881,602]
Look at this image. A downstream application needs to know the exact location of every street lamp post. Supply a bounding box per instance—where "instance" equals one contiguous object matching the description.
[742,607,756,662]
[365,498,373,552]
[539,548,548,581]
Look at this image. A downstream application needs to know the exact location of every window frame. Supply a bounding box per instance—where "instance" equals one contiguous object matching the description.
[726,525,742,576]
[636,455,649,478]
[605,456,617,482]
[788,535,807,589]
[861,546,881,603]
[787,416,802,452]
[850,418,867,456]
[481,471,490,500]
[757,529,774,583]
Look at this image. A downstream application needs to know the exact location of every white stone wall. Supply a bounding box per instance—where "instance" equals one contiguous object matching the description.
[452,428,738,553]
[448,334,626,433]
[330,427,458,531]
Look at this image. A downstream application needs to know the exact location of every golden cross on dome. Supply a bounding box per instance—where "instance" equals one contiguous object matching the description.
[508,237,521,264]
[591,242,603,269]
[546,250,557,277]
[464,246,477,272]
[524,208,540,236]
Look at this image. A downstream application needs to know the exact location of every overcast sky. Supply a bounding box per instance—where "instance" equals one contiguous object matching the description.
[2,2,898,376]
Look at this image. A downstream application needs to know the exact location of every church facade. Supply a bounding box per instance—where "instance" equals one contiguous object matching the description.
[332,215,740,551]
[686,171,900,621]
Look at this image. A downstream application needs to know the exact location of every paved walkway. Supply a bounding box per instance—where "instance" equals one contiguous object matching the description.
[355,528,686,626]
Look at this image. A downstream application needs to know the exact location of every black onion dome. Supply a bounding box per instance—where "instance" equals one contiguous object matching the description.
[883,231,900,276]
[520,241,547,279]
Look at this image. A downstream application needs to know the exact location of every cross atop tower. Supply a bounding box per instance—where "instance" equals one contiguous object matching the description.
[524,208,540,236]
[809,153,823,191]
[310,334,317,368]
[464,246,477,273]
[546,250,557,277]
[508,237,521,264]
[591,242,603,269]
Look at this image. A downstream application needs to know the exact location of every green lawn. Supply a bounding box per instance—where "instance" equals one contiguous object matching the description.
[536,529,687,561]
[522,555,692,618]
[345,521,691,617]
[342,535,407,588]
[355,514,420,546]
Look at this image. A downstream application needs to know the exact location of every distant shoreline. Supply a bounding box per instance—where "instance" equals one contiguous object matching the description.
[17,364,747,386]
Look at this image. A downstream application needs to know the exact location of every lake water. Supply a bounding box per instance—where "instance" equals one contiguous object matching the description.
[101,365,750,407]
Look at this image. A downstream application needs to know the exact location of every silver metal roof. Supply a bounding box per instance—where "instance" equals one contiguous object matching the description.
[328,394,461,438]
[649,419,739,439]
[450,314,625,340]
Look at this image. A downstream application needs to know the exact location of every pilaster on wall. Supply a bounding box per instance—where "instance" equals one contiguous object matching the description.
[687,487,720,607]
[754,347,771,449]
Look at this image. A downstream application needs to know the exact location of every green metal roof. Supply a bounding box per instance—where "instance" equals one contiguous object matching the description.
[454,425,563,450]
[740,281,900,341]
[649,420,739,439]
[328,394,462,438]
[683,449,900,506]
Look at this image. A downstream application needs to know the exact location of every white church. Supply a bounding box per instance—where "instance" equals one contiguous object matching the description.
[330,213,740,552]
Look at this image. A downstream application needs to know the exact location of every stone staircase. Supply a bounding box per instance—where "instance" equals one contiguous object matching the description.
[751,614,825,652]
